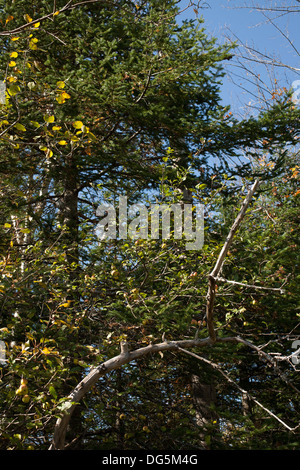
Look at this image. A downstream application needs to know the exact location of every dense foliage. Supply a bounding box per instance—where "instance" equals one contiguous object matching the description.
[0,0,299,450]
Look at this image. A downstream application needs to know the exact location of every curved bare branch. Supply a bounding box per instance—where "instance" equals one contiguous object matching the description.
[49,336,213,450]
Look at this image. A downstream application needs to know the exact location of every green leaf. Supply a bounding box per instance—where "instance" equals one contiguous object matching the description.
[14,123,26,132]
[30,120,40,128]
[7,84,21,96]
[49,385,57,400]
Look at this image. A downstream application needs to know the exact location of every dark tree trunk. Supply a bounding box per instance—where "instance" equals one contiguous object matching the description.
[191,374,218,449]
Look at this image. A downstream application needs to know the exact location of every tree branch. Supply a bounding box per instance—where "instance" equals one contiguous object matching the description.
[49,336,213,450]
[205,179,260,342]
[49,179,263,450]
[176,346,299,433]
[215,276,286,294]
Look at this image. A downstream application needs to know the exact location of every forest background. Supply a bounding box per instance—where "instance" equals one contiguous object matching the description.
[0,0,299,451]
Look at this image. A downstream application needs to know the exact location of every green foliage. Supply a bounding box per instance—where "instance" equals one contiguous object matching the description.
[0,0,299,450]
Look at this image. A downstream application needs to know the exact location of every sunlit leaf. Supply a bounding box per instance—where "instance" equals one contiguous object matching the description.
[41,347,51,355]
[72,120,84,129]
[14,123,26,132]
[5,15,14,24]
[8,84,20,96]
[56,91,71,104]
[49,385,57,400]
[24,13,33,23]
[43,115,55,123]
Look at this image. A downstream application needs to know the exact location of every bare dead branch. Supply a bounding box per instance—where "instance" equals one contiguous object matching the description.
[215,276,286,294]
[205,179,260,343]
[49,336,213,450]
[176,346,299,433]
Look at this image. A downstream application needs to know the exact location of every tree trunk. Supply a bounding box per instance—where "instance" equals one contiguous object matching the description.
[59,153,79,272]
[190,374,218,449]
[58,152,83,448]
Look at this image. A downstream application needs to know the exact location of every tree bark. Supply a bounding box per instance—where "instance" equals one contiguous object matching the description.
[190,374,218,449]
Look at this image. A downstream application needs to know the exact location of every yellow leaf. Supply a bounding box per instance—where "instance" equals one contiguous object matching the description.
[4,223,11,228]
[29,38,38,50]
[24,14,33,23]
[30,121,40,128]
[43,114,55,123]
[62,91,70,99]
[58,140,67,145]
[72,120,84,129]
[56,95,64,104]
[5,15,14,25]
[14,123,26,132]
[53,10,60,16]
[56,91,71,104]
[41,347,51,355]
[46,149,53,158]
[8,84,20,96]
[52,125,62,131]
[10,52,18,58]
[33,22,40,28]
[59,300,72,308]
[11,37,20,41]
[56,81,65,89]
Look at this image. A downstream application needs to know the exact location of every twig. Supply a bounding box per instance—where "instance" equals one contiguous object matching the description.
[205,179,260,342]
[134,68,152,104]
[215,276,285,294]
[176,345,299,433]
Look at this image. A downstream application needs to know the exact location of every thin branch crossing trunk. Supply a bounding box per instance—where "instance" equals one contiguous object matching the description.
[50,178,296,451]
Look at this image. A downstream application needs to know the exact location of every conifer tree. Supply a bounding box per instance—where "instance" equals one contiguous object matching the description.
[0,1,299,450]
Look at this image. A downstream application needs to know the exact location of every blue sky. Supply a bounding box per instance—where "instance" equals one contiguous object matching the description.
[177,1,300,115]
